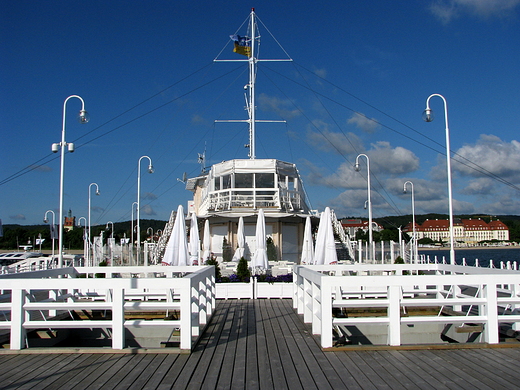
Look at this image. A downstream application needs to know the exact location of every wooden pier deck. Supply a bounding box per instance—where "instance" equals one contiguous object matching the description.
[1,299,520,389]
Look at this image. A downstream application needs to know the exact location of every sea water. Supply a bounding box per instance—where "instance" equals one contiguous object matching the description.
[419,247,520,268]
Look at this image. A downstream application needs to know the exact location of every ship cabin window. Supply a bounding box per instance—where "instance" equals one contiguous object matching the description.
[235,173,253,188]
[214,175,232,190]
[255,173,274,189]
[223,175,231,189]
[279,174,297,191]
[279,175,287,188]
[289,177,297,191]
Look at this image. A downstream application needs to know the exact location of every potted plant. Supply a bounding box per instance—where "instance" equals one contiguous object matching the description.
[215,257,254,299]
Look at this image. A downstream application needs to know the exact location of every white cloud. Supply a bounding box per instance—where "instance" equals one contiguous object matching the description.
[415,198,475,214]
[143,192,157,200]
[91,206,104,213]
[142,204,156,216]
[387,178,446,202]
[429,0,520,23]
[481,195,520,215]
[9,214,26,221]
[367,142,420,175]
[191,114,206,125]
[453,134,520,181]
[30,165,52,173]
[306,123,364,156]
[257,93,300,119]
[347,113,380,134]
[313,68,327,78]
[459,177,496,195]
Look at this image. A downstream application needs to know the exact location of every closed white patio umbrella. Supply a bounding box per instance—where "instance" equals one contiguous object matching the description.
[232,216,246,262]
[313,207,338,265]
[163,205,189,266]
[202,219,211,264]
[301,216,314,265]
[252,209,269,270]
[189,212,200,265]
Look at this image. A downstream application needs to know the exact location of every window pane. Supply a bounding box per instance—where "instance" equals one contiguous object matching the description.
[235,173,253,188]
[222,175,231,189]
[255,173,274,188]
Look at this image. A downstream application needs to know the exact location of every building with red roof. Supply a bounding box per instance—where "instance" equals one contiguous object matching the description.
[341,219,384,237]
[403,218,509,245]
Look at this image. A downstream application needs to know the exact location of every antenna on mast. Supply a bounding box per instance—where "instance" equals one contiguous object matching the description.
[214,9,291,160]
[198,145,207,173]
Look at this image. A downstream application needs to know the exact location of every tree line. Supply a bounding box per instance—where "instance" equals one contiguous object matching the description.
[0,219,168,250]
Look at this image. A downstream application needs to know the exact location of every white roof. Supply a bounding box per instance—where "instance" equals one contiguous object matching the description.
[210,159,298,176]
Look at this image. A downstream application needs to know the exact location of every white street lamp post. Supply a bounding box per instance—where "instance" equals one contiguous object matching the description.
[145,227,154,266]
[88,182,100,267]
[77,216,87,266]
[106,221,114,266]
[355,153,372,263]
[44,210,56,259]
[52,95,89,268]
[403,180,417,264]
[137,156,154,265]
[423,94,455,265]
[131,201,138,265]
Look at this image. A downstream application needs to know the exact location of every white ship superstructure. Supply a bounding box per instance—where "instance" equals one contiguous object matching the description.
[185,158,315,263]
[153,9,352,265]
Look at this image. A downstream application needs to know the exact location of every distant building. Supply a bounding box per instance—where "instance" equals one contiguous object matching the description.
[341,218,383,237]
[64,209,75,232]
[403,218,509,245]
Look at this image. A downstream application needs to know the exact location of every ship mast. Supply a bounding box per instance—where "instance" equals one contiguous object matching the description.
[248,8,257,159]
[215,8,291,160]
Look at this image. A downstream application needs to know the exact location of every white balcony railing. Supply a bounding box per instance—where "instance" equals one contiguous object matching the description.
[200,188,305,214]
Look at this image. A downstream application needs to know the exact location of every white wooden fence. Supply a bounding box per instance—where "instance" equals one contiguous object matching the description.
[293,264,520,348]
[0,266,215,351]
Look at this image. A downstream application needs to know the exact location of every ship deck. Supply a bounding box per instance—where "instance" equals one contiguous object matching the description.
[1,299,520,389]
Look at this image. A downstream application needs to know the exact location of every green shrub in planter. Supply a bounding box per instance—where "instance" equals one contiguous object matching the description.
[236,257,251,282]
[205,255,222,280]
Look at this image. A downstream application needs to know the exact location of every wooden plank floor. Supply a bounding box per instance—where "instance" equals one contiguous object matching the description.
[1,299,520,389]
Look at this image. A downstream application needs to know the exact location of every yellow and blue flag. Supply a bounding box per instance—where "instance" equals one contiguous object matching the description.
[230,34,251,57]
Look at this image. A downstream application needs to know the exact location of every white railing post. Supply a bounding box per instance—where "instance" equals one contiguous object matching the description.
[112,287,125,349]
[10,289,27,350]
[513,283,520,331]
[49,289,58,317]
[483,283,499,344]
[179,279,192,350]
[209,271,216,315]
[311,280,321,335]
[320,279,333,348]
[303,276,312,321]
[453,284,462,312]
[388,285,401,346]
[198,278,207,326]
[191,282,200,337]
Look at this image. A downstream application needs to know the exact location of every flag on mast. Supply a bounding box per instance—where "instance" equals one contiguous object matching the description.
[230,34,251,57]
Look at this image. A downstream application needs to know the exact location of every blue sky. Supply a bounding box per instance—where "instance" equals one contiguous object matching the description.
[2,0,520,227]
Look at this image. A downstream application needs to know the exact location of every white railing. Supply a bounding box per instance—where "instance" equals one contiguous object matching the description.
[201,187,306,213]
[293,264,520,348]
[0,266,215,351]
